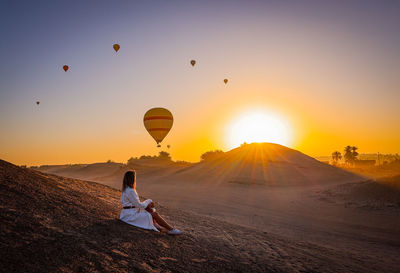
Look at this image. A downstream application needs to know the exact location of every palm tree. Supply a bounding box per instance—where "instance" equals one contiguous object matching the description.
[351,146,359,161]
[331,151,342,165]
[344,146,353,166]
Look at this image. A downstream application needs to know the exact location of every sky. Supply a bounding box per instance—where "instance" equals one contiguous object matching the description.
[0,0,399,166]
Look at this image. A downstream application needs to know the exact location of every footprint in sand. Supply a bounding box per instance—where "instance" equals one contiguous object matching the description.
[157,239,169,248]
[160,257,177,262]
[215,256,229,262]
[141,262,161,273]
[121,242,131,248]
[111,249,129,257]
[191,258,207,263]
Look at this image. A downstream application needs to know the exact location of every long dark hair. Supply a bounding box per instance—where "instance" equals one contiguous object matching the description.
[122,170,136,192]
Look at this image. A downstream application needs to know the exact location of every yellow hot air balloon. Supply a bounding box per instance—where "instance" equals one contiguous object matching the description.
[143,108,173,147]
[113,44,120,52]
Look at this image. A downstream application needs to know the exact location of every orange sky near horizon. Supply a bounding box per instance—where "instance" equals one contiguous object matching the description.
[2,85,399,166]
[1,1,399,166]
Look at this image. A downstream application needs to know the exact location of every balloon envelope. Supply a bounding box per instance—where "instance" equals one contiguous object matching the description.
[63,65,69,72]
[36,101,40,105]
[143,108,173,144]
[113,44,120,52]
[190,60,196,66]
[224,79,228,84]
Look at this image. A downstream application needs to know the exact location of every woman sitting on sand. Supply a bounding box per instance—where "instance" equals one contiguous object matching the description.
[120,170,182,235]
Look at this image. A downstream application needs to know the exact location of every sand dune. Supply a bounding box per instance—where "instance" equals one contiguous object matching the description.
[318,178,400,210]
[165,143,362,186]
[2,159,400,272]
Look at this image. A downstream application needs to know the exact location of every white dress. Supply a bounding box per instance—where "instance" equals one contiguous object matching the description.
[120,187,159,232]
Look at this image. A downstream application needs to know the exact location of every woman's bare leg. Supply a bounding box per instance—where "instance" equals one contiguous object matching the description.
[151,211,173,231]
[152,219,166,231]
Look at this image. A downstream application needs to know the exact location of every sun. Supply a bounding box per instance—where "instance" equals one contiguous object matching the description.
[226,109,292,149]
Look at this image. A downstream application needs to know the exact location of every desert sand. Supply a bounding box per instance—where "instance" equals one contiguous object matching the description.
[1,159,400,272]
[17,143,400,272]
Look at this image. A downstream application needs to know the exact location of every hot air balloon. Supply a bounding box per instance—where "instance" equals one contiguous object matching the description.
[113,44,120,52]
[224,79,228,84]
[143,108,173,147]
[36,101,40,105]
[190,60,196,67]
[63,65,69,72]
[167,145,170,149]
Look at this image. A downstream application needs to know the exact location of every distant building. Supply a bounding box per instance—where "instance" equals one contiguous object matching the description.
[354,160,376,167]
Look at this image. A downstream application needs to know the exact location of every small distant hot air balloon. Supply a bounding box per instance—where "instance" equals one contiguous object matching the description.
[143,108,173,147]
[36,101,40,105]
[167,145,170,149]
[113,44,120,52]
[63,65,69,72]
[224,79,228,84]
[190,60,196,67]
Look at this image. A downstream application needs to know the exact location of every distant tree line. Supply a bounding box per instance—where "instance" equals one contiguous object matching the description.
[126,151,172,166]
[200,150,224,161]
[331,146,400,167]
[126,149,226,165]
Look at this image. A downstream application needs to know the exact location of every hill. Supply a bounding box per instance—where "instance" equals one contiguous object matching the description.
[2,159,399,272]
[167,143,362,185]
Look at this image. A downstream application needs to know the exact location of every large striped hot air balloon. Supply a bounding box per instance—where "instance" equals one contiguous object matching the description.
[143,108,173,147]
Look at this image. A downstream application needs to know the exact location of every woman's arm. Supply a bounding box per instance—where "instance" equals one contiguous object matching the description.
[126,189,152,209]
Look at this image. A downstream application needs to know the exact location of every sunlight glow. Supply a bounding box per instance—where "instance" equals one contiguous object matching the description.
[226,109,292,149]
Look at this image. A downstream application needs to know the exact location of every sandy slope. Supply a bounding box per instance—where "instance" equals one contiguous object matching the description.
[318,178,400,210]
[36,160,190,190]
[158,143,362,186]
[2,159,400,272]
[137,177,400,266]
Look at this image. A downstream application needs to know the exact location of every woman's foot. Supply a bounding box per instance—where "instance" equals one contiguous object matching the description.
[167,228,182,235]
